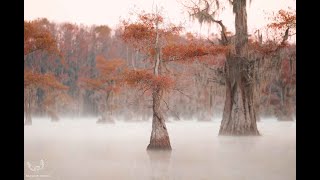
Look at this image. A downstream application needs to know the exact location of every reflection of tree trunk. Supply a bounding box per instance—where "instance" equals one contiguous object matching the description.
[147,150,171,180]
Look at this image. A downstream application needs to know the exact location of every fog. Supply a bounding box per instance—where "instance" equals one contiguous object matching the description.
[24,118,295,180]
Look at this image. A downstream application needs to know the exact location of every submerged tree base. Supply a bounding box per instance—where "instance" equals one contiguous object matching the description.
[96,117,115,124]
[25,121,32,126]
[277,117,294,121]
[147,121,172,151]
[96,120,115,124]
[147,143,172,151]
[51,117,60,122]
[219,129,260,136]
[276,113,294,121]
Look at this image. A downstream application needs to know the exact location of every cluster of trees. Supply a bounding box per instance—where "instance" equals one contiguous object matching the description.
[24,0,295,150]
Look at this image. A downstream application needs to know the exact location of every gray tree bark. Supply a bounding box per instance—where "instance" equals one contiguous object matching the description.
[219,0,260,135]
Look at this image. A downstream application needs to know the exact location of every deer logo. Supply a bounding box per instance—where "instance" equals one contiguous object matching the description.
[26,159,45,172]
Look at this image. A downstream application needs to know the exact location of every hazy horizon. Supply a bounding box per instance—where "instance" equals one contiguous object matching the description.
[24,0,296,39]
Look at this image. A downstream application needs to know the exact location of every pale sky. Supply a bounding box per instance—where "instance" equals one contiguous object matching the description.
[24,0,295,39]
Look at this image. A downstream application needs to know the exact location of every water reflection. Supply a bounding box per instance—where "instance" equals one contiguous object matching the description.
[147,150,172,180]
[25,119,295,180]
[218,136,260,152]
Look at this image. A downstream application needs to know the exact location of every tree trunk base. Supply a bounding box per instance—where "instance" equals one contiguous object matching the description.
[147,144,172,151]
[25,115,32,125]
[219,129,260,136]
[25,120,32,126]
[48,110,60,122]
[51,117,60,122]
[277,115,294,121]
[147,136,172,151]
[96,116,115,124]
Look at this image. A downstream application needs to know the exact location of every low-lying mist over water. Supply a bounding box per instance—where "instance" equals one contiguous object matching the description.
[24,118,296,180]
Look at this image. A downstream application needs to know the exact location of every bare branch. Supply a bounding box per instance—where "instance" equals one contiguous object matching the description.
[172,88,193,99]
[162,99,180,120]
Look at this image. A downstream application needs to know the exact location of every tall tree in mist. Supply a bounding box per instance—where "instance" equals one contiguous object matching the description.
[121,10,227,149]
[121,12,178,150]
[185,0,296,134]
[185,0,260,135]
[262,9,296,121]
[24,71,68,124]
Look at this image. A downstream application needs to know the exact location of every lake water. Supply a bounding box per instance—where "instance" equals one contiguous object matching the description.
[24,117,296,180]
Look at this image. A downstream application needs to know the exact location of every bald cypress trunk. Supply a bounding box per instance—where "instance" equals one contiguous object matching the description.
[276,85,294,121]
[147,87,172,150]
[48,109,60,122]
[96,92,115,124]
[219,57,260,135]
[219,0,260,135]
[147,16,172,150]
[25,89,33,125]
[25,106,32,125]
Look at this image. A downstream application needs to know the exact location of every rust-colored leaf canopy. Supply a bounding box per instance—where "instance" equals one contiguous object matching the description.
[121,12,182,50]
[124,69,174,93]
[94,25,112,39]
[122,15,228,64]
[24,18,59,56]
[264,9,296,46]
[24,70,68,91]
[43,92,73,107]
[79,56,126,94]
[162,42,229,62]
[248,9,296,55]
[268,9,296,30]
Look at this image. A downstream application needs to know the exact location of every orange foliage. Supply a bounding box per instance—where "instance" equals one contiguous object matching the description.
[96,56,125,78]
[79,56,126,94]
[24,19,59,56]
[43,92,72,107]
[78,78,104,91]
[264,9,296,45]
[121,12,182,52]
[268,9,296,30]
[94,25,111,38]
[248,40,283,55]
[138,13,164,26]
[24,70,68,91]
[121,23,155,47]
[162,43,229,62]
[185,32,195,41]
[124,70,174,92]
